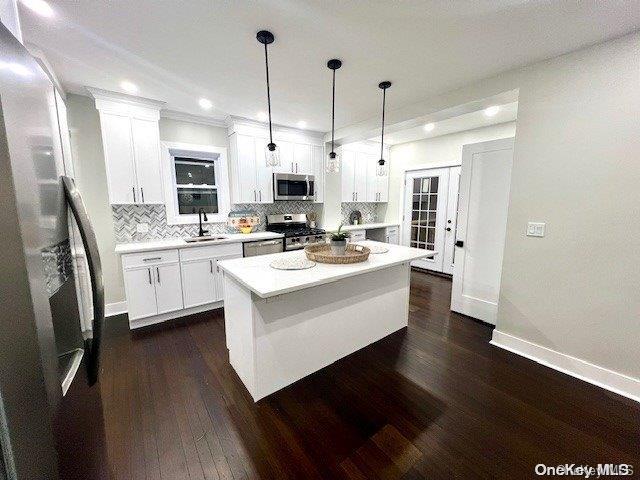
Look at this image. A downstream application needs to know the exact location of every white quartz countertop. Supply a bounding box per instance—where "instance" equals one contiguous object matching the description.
[115,231,283,254]
[218,240,435,299]
[332,222,400,232]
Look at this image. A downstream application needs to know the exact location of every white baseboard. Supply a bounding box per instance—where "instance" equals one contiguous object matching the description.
[490,330,640,403]
[105,301,127,318]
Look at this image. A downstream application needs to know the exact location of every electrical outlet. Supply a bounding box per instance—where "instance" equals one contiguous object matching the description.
[136,223,149,234]
[526,222,545,237]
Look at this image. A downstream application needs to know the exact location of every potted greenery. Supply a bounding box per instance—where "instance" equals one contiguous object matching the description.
[329,224,350,255]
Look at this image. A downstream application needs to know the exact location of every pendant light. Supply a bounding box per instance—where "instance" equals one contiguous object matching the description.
[257,30,280,167]
[326,58,342,173]
[377,81,391,176]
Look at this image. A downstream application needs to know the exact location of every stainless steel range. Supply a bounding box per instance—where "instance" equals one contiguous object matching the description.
[266,214,326,251]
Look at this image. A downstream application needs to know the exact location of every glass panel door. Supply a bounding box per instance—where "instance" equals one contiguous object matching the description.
[403,168,450,272]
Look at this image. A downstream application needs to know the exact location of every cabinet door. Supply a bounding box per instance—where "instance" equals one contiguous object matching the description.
[354,152,369,202]
[154,263,184,315]
[341,150,356,202]
[123,267,157,320]
[181,259,216,308]
[131,117,163,204]
[254,138,273,203]
[294,143,312,174]
[312,145,324,203]
[100,113,136,204]
[376,171,389,202]
[235,134,258,203]
[273,140,294,173]
[365,154,378,202]
[214,253,243,302]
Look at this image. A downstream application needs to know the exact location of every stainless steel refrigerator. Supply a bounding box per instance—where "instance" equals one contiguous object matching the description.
[0,23,109,479]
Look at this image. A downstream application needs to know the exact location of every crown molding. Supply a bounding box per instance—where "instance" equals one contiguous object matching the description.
[85,87,166,109]
[226,115,326,139]
[160,109,228,128]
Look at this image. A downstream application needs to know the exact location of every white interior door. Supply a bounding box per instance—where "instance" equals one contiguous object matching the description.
[442,166,461,275]
[402,168,450,271]
[451,138,514,325]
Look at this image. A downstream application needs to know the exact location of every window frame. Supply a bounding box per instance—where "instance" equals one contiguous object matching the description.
[161,141,230,225]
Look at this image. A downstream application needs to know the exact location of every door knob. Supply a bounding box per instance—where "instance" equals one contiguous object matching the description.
[455,240,464,247]
[446,227,451,232]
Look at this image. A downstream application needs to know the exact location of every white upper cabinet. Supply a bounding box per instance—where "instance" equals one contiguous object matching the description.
[227,119,325,203]
[130,117,163,204]
[100,112,137,204]
[228,133,272,204]
[341,144,389,203]
[90,90,165,205]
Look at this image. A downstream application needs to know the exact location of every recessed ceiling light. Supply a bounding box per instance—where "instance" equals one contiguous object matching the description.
[484,105,500,117]
[297,121,307,129]
[198,98,213,110]
[120,81,138,94]
[257,111,268,122]
[20,0,54,17]
[423,123,435,132]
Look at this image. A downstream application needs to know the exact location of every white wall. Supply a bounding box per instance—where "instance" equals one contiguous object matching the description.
[495,33,640,382]
[67,94,229,305]
[385,122,516,225]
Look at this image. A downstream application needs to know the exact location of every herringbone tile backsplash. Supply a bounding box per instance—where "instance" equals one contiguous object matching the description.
[112,202,323,243]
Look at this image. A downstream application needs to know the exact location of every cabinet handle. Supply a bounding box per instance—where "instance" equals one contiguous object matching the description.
[217,265,220,273]
[156,267,160,283]
[259,190,262,202]
[295,163,298,173]
[143,257,161,262]
[141,187,145,203]
[148,268,152,284]
[291,161,294,172]
[132,186,136,203]
[253,190,256,202]
[210,259,213,274]
[355,192,358,201]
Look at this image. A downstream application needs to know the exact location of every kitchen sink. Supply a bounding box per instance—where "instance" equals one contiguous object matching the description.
[184,235,229,243]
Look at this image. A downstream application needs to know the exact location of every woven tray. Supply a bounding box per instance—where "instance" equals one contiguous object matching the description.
[304,243,370,264]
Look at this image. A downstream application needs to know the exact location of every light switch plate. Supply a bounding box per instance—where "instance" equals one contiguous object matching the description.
[136,223,149,234]
[526,222,545,237]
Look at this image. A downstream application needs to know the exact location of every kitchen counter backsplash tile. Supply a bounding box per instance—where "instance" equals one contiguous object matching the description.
[112,202,322,242]
[340,202,382,225]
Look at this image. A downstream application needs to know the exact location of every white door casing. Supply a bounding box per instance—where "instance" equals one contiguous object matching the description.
[451,137,514,325]
[442,166,461,275]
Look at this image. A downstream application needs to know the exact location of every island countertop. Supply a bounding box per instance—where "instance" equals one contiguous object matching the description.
[217,240,435,299]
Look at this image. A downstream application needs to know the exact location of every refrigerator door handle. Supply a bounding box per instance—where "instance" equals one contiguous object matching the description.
[62,176,104,387]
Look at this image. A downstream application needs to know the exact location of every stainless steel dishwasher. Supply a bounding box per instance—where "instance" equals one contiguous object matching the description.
[242,238,284,257]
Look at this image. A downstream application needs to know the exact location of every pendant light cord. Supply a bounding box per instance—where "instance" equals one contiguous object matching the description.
[263,42,274,144]
[380,87,386,160]
[331,68,336,153]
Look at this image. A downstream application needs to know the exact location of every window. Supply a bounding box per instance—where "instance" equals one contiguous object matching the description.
[161,142,230,225]
[174,158,218,214]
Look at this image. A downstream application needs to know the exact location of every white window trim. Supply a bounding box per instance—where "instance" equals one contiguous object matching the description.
[161,141,230,225]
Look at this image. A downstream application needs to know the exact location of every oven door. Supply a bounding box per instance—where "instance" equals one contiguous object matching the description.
[273,173,315,201]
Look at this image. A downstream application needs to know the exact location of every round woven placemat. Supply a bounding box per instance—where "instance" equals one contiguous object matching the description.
[304,243,370,264]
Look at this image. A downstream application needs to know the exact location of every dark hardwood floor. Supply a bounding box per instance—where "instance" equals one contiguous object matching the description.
[100,270,640,479]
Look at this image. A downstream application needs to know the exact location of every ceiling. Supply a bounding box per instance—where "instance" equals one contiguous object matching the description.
[371,102,518,146]
[19,0,640,132]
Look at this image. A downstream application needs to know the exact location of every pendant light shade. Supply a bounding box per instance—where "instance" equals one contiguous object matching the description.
[257,30,280,167]
[326,59,342,173]
[377,81,391,176]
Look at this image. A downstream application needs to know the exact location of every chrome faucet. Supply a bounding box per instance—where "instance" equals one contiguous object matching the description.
[198,208,208,237]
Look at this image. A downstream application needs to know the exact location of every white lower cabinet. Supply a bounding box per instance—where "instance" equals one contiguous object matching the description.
[122,251,184,323]
[181,258,217,308]
[154,263,184,315]
[121,243,244,329]
[123,267,158,320]
[385,226,399,244]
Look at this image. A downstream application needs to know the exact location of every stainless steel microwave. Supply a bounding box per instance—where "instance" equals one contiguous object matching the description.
[273,173,315,201]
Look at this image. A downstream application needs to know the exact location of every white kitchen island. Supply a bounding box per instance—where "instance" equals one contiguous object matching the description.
[217,241,434,401]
